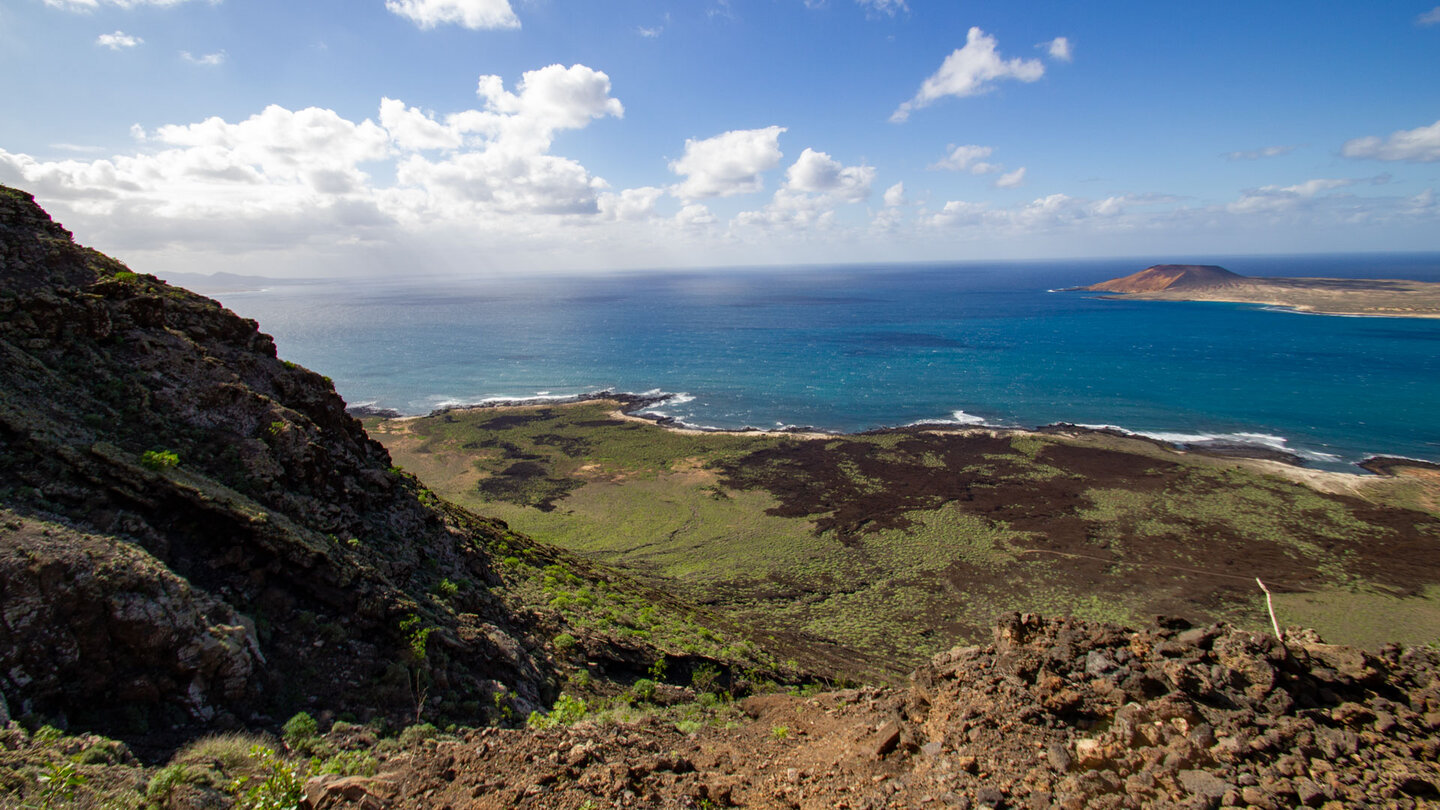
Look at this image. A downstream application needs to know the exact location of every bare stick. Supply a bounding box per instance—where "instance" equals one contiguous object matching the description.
[1256,577,1283,641]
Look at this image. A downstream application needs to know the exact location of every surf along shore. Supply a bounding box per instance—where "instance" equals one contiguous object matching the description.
[365,393,1440,677]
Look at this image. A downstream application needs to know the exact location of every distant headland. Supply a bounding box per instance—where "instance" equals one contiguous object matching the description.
[1076,264,1440,318]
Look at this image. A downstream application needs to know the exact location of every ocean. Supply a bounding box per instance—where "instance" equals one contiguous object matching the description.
[196,253,1440,471]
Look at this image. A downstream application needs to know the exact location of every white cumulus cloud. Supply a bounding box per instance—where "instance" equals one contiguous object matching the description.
[96,31,142,49]
[675,203,716,229]
[891,27,1044,122]
[994,167,1026,188]
[1418,6,1440,25]
[599,186,664,221]
[931,144,999,174]
[784,148,874,201]
[882,181,905,207]
[669,126,786,200]
[0,64,626,255]
[378,98,464,151]
[1342,118,1440,163]
[1044,37,1072,62]
[181,50,226,66]
[392,65,624,215]
[385,0,520,30]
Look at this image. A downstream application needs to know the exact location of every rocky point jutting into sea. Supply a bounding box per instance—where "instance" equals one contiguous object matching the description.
[3,183,1440,808]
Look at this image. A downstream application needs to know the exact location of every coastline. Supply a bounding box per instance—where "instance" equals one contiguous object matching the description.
[355,390,1437,489]
[1072,276,1440,320]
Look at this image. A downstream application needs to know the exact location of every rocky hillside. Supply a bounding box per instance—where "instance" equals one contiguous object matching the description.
[0,184,566,737]
[283,613,1439,808]
[1085,264,1246,293]
[0,185,781,746]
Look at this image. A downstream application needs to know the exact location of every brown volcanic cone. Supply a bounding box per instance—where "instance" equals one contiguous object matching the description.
[1086,263,1247,293]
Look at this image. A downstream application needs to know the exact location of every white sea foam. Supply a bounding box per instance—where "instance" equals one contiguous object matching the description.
[1074,424,1341,462]
[902,409,997,429]
[470,392,580,405]
[636,391,697,420]
[418,390,604,412]
[1259,306,1382,319]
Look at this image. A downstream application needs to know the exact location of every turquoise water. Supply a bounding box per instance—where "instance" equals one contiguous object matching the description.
[203,254,1440,470]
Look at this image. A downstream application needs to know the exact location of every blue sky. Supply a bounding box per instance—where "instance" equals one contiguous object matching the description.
[2,0,1439,276]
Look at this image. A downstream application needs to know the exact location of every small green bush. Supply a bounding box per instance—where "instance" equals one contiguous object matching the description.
[629,678,657,704]
[282,712,318,751]
[399,616,433,662]
[691,663,721,694]
[32,725,64,744]
[140,449,180,470]
[147,763,211,804]
[315,750,378,777]
[113,271,140,283]
[552,632,577,652]
[229,745,307,810]
[35,761,87,809]
[397,723,439,747]
[526,694,588,729]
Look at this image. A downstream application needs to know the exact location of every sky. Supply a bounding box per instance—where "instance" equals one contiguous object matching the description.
[2,0,1439,277]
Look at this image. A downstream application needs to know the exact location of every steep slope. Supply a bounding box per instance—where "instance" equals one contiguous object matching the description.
[1085,264,1246,293]
[0,186,557,739]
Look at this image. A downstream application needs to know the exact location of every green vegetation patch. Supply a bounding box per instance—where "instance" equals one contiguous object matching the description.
[1272,584,1440,649]
[377,403,1440,669]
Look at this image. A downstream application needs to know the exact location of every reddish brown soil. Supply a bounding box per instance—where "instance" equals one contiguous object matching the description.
[300,615,1440,810]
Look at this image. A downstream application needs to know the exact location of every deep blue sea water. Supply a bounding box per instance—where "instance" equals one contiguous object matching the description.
[200,254,1440,471]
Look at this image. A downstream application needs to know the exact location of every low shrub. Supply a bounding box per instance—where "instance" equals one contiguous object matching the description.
[629,678,657,704]
[526,694,588,729]
[397,723,439,748]
[282,712,319,754]
[140,449,180,470]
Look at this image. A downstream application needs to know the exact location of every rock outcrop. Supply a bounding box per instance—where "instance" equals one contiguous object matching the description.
[380,614,1440,808]
[0,185,553,737]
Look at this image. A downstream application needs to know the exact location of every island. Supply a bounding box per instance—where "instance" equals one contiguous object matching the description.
[1080,263,1440,318]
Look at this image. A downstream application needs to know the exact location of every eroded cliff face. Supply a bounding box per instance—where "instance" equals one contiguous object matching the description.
[0,185,553,737]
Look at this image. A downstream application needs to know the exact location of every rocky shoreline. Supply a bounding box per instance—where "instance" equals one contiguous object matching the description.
[356,392,1440,476]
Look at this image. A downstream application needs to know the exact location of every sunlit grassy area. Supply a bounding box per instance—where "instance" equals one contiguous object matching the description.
[371,401,1440,664]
